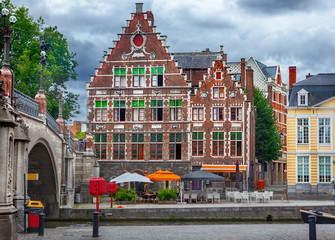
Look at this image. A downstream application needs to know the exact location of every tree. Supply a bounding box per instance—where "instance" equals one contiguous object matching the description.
[254,87,282,165]
[0,0,80,120]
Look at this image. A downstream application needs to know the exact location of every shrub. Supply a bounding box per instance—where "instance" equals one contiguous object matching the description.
[157,189,177,201]
[115,188,136,201]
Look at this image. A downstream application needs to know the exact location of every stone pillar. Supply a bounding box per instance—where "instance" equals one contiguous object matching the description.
[274,162,278,185]
[0,94,18,239]
[65,148,74,208]
[0,69,13,100]
[35,92,47,122]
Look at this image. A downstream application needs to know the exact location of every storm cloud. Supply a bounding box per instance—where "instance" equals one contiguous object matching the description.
[11,0,335,122]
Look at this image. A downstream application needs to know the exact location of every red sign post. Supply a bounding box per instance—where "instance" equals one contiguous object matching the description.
[107,182,117,208]
[89,177,106,213]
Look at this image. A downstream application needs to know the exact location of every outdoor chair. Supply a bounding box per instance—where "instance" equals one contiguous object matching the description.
[191,193,197,203]
[249,191,257,201]
[269,191,273,200]
[227,191,235,202]
[242,191,249,203]
[234,192,242,203]
[263,192,270,203]
[256,192,264,203]
[183,193,190,203]
[207,192,214,203]
[214,193,220,203]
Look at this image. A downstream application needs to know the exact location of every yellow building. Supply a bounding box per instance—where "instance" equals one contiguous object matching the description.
[287,73,335,194]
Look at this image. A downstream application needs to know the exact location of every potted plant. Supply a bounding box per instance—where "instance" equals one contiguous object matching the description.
[115,188,136,204]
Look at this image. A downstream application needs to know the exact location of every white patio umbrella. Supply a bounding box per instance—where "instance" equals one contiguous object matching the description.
[110,172,132,183]
[111,173,152,184]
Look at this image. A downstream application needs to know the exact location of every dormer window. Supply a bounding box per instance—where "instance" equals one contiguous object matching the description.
[297,88,309,106]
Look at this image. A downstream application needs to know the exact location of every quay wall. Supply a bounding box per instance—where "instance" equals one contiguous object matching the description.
[59,205,335,220]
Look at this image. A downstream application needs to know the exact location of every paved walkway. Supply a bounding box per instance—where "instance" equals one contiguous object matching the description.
[19,223,335,240]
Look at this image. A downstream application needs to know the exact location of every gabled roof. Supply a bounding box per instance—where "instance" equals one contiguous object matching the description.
[172,53,220,69]
[289,73,335,107]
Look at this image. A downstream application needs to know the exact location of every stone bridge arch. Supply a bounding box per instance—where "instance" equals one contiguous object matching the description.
[28,138,59,217]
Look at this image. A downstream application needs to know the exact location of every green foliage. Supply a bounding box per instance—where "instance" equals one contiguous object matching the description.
[74,126,86,139]
[0,0,79,121]
[114,188,136,202]
[254,88,282,164]
[157,189,177,201]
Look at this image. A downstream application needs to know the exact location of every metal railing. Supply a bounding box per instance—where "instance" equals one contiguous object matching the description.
[46,111,60,134]
[15,89,39,118]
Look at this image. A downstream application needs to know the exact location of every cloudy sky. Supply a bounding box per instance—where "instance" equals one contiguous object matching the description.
[11,0,335,122]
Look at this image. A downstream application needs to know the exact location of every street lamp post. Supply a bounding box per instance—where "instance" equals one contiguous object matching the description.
[39,37,48,94]
[2,8,16,69]
[1,8,16,102]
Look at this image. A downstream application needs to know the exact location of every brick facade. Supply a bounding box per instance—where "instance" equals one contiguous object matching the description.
[86,4,255,189]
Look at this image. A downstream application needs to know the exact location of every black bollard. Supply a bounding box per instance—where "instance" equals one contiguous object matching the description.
[38,213,45,237]
[92,211,99,237]
[308,215,316,240]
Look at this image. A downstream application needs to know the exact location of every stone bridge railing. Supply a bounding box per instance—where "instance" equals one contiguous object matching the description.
[15,89,39,118]
[15,88,75,149]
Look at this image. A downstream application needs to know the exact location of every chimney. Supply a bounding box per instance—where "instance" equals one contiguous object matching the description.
[240,58,245,88]
[306,73,313,79]
[289,66,296,99]
[246,67,254,102]
[136,3,143,13]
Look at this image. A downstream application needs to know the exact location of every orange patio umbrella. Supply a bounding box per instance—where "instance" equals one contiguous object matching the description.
[147,170,181,181]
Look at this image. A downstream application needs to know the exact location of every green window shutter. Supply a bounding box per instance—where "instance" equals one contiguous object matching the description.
[114,68,120,75]
[157,134,163,142]
[102,101,107,108]
[151,67,157,74]
[139,134,144,142]
[176,133,182,142]
[151,100,156,107]
[132,134,137,143]
[198,132,203,140]
[95,134,100,142]
[177,99,182,106]
[133,68,139,75]
[237,132,242,140]
[101,134,107,142]
[231,132,236,140]
[121,68,126,75]
[169,134,175,142]
[219,132,224,140]
[139,68,145,75]
[158,67,163,74]
[132,100,138,107]
[213,132,218,140]
[139,100,145,107]
[192,132,197,140]
[95,101,101,108]
[158,100,163,106]
[151,134,156,142]
[120,100,126,107]
[120,134,125,142]
[113,134,118,142]
[170,100,175,107]
[114,101,119,108]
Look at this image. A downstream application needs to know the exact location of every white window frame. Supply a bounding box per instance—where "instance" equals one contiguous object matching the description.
[297,118,309,144]
[297,88,309,106]
[317,156,332,183]
[318,118,331,145]
[296,155,311,183]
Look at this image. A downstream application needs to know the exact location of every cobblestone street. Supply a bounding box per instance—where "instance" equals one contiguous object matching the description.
[19,223,335,240]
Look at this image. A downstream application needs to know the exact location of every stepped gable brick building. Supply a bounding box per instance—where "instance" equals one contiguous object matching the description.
[86,3,256,190]
[86,3,191,180]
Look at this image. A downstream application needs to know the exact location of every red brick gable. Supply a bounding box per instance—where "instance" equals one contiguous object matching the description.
[89,10,187,88]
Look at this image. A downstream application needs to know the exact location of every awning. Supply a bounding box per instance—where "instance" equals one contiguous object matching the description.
[201,164,247,173]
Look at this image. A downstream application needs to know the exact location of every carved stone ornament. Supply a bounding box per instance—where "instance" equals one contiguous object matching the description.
[229,91,237,98]
[121,21,156,60]
[96,125,106,130]
[115,90,124,96]
[200,91,208,98]
[153,89,162,95]
[133,124,143,130]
